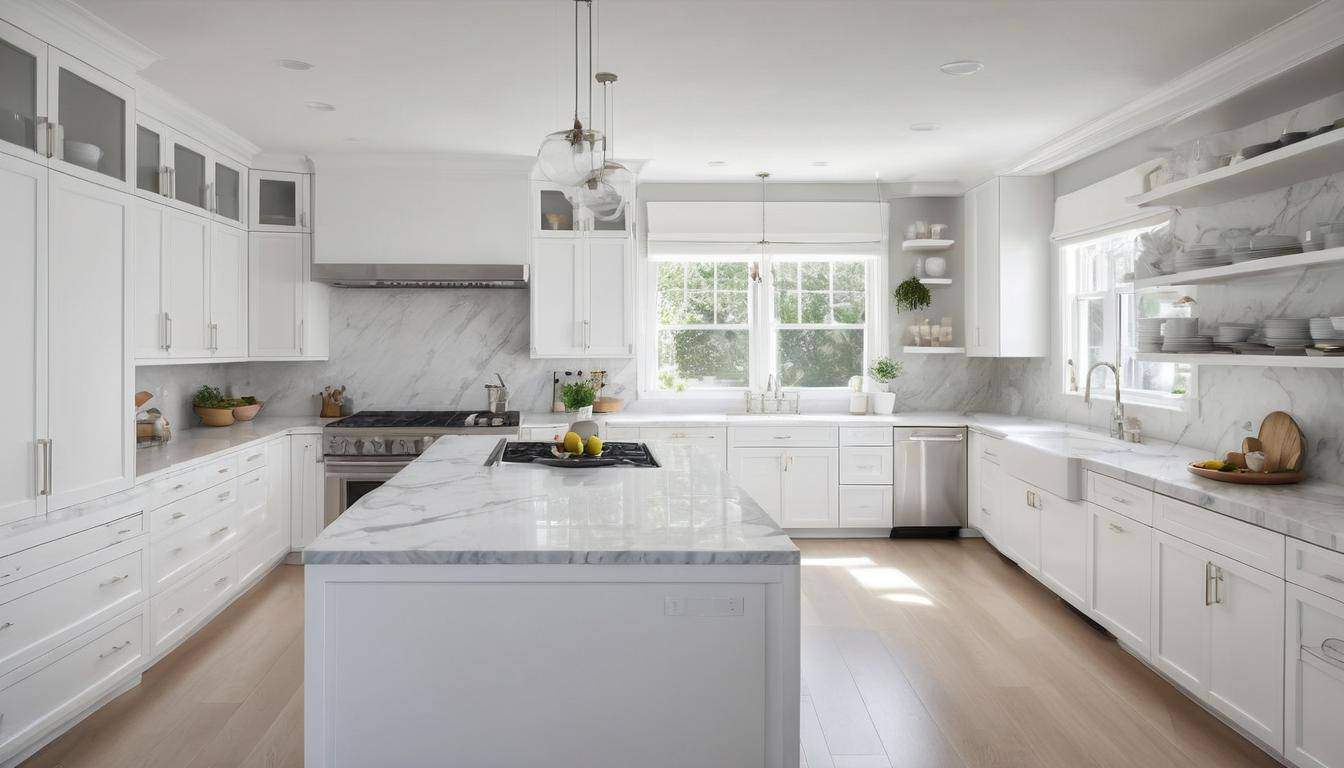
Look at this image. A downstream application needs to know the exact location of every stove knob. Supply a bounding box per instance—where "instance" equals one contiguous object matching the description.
[422,435,436,451]
[394,439,409,454]
[490,416,504,427]
[369,436,385,454]
[327,436,341,454]
[352,439,364,455]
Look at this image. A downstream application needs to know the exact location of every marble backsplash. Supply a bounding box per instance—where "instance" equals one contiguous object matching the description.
[996,91,1344,477]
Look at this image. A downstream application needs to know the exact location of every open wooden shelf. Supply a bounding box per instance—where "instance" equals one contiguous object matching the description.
[902,239,954,251]
[1136,352,1344,369]
[903,346,964,355]
[1127,128,1344,209]
[1132,246,1344,289]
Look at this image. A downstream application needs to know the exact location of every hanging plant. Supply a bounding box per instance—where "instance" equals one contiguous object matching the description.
[893,277,932,313]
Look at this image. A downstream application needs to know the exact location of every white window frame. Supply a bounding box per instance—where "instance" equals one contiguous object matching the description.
[638,252,888,398]
[1058,223,1195,412]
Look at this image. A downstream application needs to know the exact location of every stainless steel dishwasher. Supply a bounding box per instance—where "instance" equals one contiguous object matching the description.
[892,427,967,536]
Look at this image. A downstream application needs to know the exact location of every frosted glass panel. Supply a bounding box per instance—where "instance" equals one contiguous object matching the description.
[58,68,125,181]
[0,39,36,152]
[258,178,297,226]
[538,190,575,232]
[214,162,240,221]
[174,144,205,208]
[136,125,161,193]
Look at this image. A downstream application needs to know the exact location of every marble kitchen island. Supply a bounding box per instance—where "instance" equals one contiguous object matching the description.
[303,435,801,768]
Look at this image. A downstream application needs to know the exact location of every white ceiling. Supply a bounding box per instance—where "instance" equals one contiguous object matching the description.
[77,0,1311,184]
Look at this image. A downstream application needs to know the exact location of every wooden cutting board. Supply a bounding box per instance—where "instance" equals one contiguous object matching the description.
[1187,464,1304,485]
[1258,411,1304,473]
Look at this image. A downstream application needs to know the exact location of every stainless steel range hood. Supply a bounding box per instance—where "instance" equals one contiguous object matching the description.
[312,263,528,289]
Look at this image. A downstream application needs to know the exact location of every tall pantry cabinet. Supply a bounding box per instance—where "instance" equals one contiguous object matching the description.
[963,175,1053,358]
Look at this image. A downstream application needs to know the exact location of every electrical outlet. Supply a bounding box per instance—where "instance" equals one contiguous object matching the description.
[664,596,685,616]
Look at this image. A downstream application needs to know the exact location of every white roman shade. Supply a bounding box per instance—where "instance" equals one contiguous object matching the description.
[645,201,886,260]
[1052,159,1171,242]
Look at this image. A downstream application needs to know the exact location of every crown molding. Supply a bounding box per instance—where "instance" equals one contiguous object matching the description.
[1006,0,1344,175]
[136,81,262,164]
[0,0,159,80]
[311,152,537,176]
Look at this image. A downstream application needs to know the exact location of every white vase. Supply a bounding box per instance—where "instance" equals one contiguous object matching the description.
[872,391,896,414]
[572,405,593,420]
[924,255,947,277]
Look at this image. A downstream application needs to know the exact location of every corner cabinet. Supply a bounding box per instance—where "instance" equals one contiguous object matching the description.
[963,175,1052,358]
[529,235,633,358]
[248,232,328,360]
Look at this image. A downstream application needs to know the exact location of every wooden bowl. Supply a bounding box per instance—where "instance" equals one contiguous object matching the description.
[1187,463,1303,485]
[232,401,263,421]
[194,406,235,427]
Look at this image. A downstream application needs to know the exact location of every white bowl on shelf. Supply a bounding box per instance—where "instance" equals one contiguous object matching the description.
[64,140,103,170]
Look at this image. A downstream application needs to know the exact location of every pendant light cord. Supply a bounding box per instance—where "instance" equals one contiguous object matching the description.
[572,0,580,124]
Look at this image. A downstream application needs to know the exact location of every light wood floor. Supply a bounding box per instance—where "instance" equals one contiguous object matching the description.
[25,540,1280,768]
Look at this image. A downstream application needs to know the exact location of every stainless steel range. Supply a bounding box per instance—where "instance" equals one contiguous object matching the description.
[323,410,521,528]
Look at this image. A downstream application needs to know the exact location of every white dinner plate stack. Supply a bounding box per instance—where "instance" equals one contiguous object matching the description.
[1175,246,1231,272]
[1262,318,1312,348]
[1136,318,1166,352]
[1213,324,1256,348]
[1309,317,1344,343]
[1229,234,1301,263]
[1160,317,1211,353]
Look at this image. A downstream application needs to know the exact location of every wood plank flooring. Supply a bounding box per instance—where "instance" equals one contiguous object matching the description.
[24,540,1281,768]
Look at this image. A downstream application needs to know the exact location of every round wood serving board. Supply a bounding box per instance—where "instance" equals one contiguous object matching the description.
[1258,411,1304,473]
[1187,464,1304,485]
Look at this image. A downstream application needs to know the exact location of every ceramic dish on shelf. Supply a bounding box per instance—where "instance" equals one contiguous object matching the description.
[1240,140,1281,160]
[1333,316,1344,332]
[1279,131,1310,146]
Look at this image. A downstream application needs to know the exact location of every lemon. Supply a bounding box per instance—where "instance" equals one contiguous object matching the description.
[585,436,603,456]
[562,431,584,455]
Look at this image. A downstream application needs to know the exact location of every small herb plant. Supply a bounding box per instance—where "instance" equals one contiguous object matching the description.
[893,277,932,314]
[192,385,229,409]
[868,356,904,384]
[561,380,598,411]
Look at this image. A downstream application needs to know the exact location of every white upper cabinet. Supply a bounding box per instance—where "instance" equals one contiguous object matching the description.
[0,154,46,525]
[163,208,211,358]
[45,48,134,191]
[963,175,1052,357]
[0,21,47,164]
[132,202,167,358]
[210,156,245,227]
[209,223,248,358]
[249,232,326,359]
[530,236,633,358]
[250,170,309,232]
[134,113,247,227]
[535,182,629,238]
[46,172,134,511]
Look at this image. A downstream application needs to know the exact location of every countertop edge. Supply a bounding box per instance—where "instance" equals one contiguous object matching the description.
[135,417,332,483]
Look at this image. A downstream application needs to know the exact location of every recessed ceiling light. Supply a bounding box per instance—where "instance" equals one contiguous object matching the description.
[707,160,728,167]
[909,122,941,132]
[304,101,336,112]
[939,60,983,76]
[811,161,830,167]
[343,137,362,143]
[277,59,314,71]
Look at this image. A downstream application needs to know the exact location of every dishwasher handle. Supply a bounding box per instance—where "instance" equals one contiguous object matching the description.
[905,434,965,443]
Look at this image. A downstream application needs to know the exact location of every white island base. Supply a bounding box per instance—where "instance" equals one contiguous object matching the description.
[304,561,800,767]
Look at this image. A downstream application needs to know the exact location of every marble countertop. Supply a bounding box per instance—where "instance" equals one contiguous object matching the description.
[303,435,800,567]
[521,409,1064,434]
[136,416,333,481]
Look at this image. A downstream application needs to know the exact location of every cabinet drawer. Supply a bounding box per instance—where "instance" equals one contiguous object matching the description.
[839,446,893,485]
[0,609,144,760]
[1086,472,1153,525]
[0,513,143,587]
[239,468,267,513]
[602,426,640,441]
[729,425,837,448]
[0,541,145,678]
[1287,539,1344,605]
[150,552,236,655]
[840,427,892,447]
[839,486,892,527]
[975,433,1005,464]
[151,503,238,593]
[1154,495,1284,577]
[150,478,239,540]
[641,427,725,442]
[147,454,240,510]
[237,444,267,471]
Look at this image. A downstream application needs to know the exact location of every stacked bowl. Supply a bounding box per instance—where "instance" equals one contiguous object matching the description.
[1160,317,1211,353]
[1136,318,1166,353]
[1310,317,1344,344]
[1262,318,1311,351]
[1175,245,1231,272]
[1213,323,1256,351]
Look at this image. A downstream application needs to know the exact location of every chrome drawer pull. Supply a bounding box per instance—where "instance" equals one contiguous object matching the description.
[98,641,131,659]
[0,573,10,580]
[217,468,230,474]
[246,453,262,462]
[172,484,186,491]
[116,529,132,535]
[99,574,129,588]
[170,547,183,555]
[172,607,185,616]
[1322,638,1344,667]
[218,491,231,501]
[210,526,230,536]
[214,576,229,587]
[0,622,13,631]
[171,511,188,520]
[1323,574,1344,585]
[773,435,791,440]
[1110,496,1131,505]
[1107,522,1126,534]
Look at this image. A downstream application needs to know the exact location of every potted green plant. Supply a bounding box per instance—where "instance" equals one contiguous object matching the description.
[867,356,903,414]
[893,277,932,314]
[192,385,235,427]
[561,379,599,420]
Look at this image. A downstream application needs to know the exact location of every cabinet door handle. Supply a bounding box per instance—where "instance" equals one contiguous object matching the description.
[773,435,791,440]
[207,182,215,213]
[218,467,231,475]
[1323,574,1344,585]
[99,574,130,588]
[160,166,170,196]
[53,123,64,161]
[1322,638,1344,667]
[38,118,51,158]
[168,167,176,198]
[35,438,51,496]
[211,526,230,537]
[1107,522,1126,534]
[172,607,185,617]
[246,453,263,462]
[1204,561,1213,606]
[0,622,13,631]
[1214,565,1224,604]
[171,483,186,492]
[1110,495,1131,505]
[214,576,229,587]
[98,641,131,659]
[116,528,132,535]
[299,210,308,229]
[171,511,188,520]
[165,313,173,349]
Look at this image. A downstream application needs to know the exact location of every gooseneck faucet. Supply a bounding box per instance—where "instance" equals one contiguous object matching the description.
[1083,362,1125,440]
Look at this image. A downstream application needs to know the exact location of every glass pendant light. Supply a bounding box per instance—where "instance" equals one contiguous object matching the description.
[537,0,602,186]
[576,71,632,221]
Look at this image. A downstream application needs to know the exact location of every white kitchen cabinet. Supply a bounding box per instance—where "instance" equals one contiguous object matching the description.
[839,485,892,527]
[1087,502,1151,656]
[781,449,840,528]
[250,169,310,232]
[209,223,248,358]
[0,154,46,525]
[533,181,630,238]
[249,232,327,360]
[266,437,293,561]
[1037,488,1088,610]
[839,446,893,485]
[163,207,211,358]
[0,20,47,164]
[1151,530,1284,751]
[44,47,135,192]
[290,434,324,550]
[134,114,247,228]
[638,427,727,466]
[999,475,1040,575]
[1285,583,1344,768]
[728,448,785,526]
[529,236,633,358]
[47,171,134,512]
[963,175,1052,358]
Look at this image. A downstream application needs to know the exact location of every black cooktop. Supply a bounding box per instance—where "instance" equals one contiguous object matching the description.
[501,441,660,468]
[328,410,521,429]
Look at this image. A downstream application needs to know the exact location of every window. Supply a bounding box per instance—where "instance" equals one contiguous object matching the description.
[1062,223,1192,406]
[648,255,880,392]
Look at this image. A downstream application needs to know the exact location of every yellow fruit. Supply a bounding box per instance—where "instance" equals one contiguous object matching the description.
[562,431,583,455]
[585,436,603,456]
[1196,459,1225,470]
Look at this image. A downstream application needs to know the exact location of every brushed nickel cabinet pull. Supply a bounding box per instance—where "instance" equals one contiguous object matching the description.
[1204,561,1213,606]
[171,511,188,520]
[1111,495,1131,505]
[99,574,129,588]
[1107,522,1126,534]
[1323,574,1344,585]
[0,622,13,631]
[211,526,230,536]
[98,641,131,659]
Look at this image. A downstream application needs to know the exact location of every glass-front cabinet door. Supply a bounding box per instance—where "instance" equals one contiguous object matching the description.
[0,20,47,162]
[172,139,207,209]
[250,170,309,231]
[47,48,134,189]
[212,157,244,225]
[135,122,164,195]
